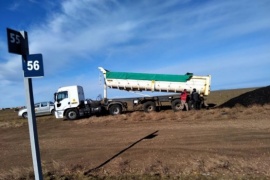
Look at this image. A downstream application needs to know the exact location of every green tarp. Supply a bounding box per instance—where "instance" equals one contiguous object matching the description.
[106,71,192,82]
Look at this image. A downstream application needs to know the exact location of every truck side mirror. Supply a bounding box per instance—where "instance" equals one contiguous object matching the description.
[54,92,60,103]
[54,93,57,101]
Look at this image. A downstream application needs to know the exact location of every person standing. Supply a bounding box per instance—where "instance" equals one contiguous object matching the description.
[191,88,200,110]
[180,89,189,111]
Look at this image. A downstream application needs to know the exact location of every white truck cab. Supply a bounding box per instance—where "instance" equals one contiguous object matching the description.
[54,85,85,119]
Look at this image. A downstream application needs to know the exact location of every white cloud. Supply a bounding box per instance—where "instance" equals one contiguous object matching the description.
[7,2,20,11]
[1,0,270,108]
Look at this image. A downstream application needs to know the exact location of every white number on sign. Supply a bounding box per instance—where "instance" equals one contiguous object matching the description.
[27,61,40,71]
[9,33,20,44]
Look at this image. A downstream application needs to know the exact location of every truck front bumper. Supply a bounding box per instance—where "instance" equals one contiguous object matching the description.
[55,110,64,119]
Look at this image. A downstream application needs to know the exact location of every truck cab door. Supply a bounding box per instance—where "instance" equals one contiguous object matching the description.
[55,91,70,110]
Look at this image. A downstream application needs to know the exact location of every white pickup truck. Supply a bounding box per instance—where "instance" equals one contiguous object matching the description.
[18,101,55,119]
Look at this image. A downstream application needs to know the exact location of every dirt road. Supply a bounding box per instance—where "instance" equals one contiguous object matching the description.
[1,106,270,179]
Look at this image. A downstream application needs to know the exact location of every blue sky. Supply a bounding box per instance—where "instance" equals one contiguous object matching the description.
[0,0,270,108]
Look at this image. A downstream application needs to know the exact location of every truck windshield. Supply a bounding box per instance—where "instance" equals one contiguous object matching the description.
[56,91,68,101]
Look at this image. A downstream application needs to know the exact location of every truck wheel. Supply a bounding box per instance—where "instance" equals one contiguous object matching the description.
[51,109,55,115]
[143,101,156,112]
[22,112,28,119]
[66,109,78,120]
[171,99,183,111]
[109,104,122,115]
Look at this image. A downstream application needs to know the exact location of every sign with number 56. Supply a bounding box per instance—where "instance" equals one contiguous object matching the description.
[23,54,44,78]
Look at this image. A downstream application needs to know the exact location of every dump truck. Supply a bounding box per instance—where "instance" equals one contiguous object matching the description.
[54,67,211,120]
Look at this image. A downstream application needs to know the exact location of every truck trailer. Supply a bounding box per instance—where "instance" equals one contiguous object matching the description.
[54,67,211,120]
[98,67,211,97]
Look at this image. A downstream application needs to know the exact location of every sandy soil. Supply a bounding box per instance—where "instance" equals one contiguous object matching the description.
[1,104,270,179]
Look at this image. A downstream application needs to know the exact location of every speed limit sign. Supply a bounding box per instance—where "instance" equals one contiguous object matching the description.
[23,54,44,78]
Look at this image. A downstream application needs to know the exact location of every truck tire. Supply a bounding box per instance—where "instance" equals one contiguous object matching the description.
[66,109,78,120]
[22,112,28,119]
[171,99,183,111]
[143,101,156,112]
[109,104,122,115]
[51,109,55,115]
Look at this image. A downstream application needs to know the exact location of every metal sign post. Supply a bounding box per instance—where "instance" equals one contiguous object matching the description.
[7,28,43,180]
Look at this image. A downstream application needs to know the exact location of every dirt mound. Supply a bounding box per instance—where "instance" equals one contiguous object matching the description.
[220,86,270,108]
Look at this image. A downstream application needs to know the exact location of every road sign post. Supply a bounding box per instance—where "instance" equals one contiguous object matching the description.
[7,28,43,180]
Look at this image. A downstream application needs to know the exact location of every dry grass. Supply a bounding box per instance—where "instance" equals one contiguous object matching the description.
[0,109,27,128]
[72,103,270,127]
[0,167,34,180]
[2,154,269,180]
[206,87,257,106]
[0,109,57,128]
[109,104,269,122]
[3,150,267,178]
[1,87,270,179]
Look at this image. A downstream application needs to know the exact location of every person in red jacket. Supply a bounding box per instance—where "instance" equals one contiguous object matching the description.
[180,89,189,111]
